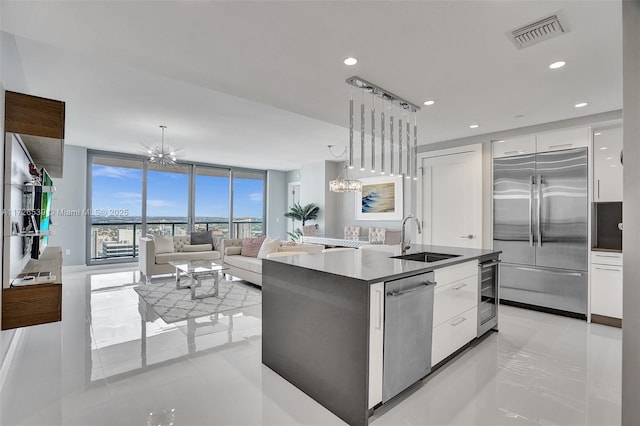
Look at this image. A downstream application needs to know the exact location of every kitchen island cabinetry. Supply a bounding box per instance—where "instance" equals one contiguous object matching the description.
[262,245,500,426]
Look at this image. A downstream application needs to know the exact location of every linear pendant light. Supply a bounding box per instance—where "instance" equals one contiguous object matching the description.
[406,121,411,180]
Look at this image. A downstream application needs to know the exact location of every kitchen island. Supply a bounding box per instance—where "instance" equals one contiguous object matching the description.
[262,244,501,426]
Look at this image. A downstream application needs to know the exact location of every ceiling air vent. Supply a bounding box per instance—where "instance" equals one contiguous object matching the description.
[509,14,567,49]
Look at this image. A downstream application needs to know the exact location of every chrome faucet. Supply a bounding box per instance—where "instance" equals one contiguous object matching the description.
[401,215,422,255]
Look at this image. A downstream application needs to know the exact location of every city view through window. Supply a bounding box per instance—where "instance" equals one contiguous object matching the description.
[90,155,265,262]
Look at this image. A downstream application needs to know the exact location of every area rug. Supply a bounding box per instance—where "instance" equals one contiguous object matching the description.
[134,278,262,323]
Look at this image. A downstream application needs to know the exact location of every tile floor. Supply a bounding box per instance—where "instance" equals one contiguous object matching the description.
[0,265,621,425]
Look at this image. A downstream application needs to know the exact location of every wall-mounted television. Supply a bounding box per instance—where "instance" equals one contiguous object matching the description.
[31,168,54,259]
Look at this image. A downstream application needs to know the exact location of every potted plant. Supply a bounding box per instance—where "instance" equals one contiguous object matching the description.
[284,203,320,242]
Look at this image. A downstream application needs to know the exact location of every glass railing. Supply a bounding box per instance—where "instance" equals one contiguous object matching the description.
[89,220,263,261]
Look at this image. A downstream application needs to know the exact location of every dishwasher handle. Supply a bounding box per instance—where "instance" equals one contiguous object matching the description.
[386,281,436,297]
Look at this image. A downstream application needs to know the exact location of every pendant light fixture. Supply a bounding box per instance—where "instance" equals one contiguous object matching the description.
[328,145,362,192]
[143,125,182,167]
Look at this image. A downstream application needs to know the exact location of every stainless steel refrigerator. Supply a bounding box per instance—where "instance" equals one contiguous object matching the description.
[493,147,588,316]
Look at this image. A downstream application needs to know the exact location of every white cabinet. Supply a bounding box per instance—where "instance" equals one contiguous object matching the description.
[590,251,623,321]
[432,306,478,366]
[492,127,589,159]
[431,261,478,366]
[492,135,535,158]
[593,126,623,202]
[368,282,384,408]
[536,127,589,152]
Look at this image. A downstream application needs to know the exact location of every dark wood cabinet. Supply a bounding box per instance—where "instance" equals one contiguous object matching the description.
[2,283,62,330]
[4,91,65,177]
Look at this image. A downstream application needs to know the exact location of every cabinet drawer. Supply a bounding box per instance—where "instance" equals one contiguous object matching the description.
[432,306,477,366]
[434,261,477,287]
[591,251,623,266]
[492,136,536,158]
[536,127,588,152]
[590,264,622,319]
[433,275,478,327]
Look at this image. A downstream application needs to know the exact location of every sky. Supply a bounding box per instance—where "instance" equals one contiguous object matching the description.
[91,165,264,219]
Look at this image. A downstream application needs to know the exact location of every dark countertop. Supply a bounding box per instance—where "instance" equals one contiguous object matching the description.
[265,244,501,284]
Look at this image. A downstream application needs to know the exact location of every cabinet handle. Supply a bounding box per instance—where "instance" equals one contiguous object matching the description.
[450,317,467,326]
[376,289,382,330]
[549,143,573,150]
[452,283,467,291]
[595,267,620,272]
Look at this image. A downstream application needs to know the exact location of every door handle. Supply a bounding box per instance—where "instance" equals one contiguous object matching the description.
[537,175,542,248]
[529,175,534,247]
[515,266,583,277]
[376,289,383,330]
[386,281,433,297]
[460,234,474,239]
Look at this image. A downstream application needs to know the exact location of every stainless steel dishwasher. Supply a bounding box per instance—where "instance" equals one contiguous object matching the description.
[382,272,435,402]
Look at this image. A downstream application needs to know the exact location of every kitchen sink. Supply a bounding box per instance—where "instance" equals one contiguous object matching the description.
[391,252,461,263]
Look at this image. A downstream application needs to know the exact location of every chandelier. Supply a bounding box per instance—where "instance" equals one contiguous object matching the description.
[328,145,362,192]
[345,76,420,181]
[143,125,182,166]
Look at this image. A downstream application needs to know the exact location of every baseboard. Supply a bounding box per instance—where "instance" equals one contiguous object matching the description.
[591,313,622,328]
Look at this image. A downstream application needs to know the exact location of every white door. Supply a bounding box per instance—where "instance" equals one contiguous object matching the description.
[418,146,482,248]
[287,182,300,235]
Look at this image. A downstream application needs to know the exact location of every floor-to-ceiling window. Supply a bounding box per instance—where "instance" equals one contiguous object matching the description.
[89,156,144,262]
[88,151,266,264]
[195,166,231,237]
[232,170,265,238]
[146,163,190,236]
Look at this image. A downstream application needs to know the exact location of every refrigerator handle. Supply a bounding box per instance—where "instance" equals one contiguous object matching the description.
[529,176,534,247]
[537,175,542,247]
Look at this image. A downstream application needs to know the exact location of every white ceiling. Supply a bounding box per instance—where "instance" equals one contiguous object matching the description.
[0,1,623,171]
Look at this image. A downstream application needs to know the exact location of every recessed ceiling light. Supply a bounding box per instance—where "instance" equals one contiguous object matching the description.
[575,102,588,108]
[469,124,479,129]
[343,57,358,66]
[595,132,602,136]
[423,100,435,106]
[549,61,566,69]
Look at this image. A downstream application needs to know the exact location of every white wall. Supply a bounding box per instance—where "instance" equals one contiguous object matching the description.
[266,170,286,240]
[622,1,640,423]
[47,145,87,265]
[298,160,342,235]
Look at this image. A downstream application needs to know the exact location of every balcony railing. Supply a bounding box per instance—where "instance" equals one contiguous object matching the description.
[90,220,263,261]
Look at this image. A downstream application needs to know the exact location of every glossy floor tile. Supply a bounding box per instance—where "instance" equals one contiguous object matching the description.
[0,265,621,425]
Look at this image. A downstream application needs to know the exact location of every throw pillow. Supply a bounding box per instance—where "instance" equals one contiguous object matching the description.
[258,236,281,259]
[191,231,213,246]
[241,235,266,258]
[153,235,174,254]
[182,244,213,252]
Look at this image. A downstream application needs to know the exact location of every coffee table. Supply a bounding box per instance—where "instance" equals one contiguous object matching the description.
[169,260,228,300]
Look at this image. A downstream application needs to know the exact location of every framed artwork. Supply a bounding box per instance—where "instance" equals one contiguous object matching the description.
[355,175,403,221]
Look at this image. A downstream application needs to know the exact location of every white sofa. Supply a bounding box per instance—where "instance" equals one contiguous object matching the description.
[139,235,221,280]
[220,238,324,286]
